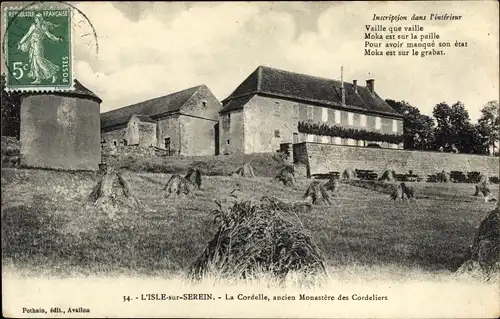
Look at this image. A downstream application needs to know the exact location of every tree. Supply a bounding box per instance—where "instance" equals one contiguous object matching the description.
[386,99,435,150]
[432,102,453,150]
[1,74,21,138]
[478,100,500,155]
[432,101,480,153]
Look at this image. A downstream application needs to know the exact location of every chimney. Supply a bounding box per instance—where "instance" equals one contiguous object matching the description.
[341,66,346,106]
[353,80,358,93]
[366,79,375,94]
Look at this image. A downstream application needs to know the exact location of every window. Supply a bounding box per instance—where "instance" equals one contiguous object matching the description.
[347,112,354,125]
[293,104,299,118]
[164,137,171,151]
[375,117,381,130]
[227,139,230,145]
[335,110,341,124]
[392,119,398,133]
[274,102,280,116]
[274,130,280,138]
[228,113,231,120]
[307,106,313,120]
[123,139,128,146]
[113,140,117,147]
[321,108,328,122]
[202,100,207,107]
[360,114,367,127]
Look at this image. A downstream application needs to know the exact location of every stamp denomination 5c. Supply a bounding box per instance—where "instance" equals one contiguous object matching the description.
[4,7,72,91]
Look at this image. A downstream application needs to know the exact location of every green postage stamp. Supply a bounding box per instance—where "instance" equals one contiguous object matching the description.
[4,7,73,90]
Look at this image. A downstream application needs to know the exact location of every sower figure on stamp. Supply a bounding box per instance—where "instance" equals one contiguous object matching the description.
[17,13,63,84]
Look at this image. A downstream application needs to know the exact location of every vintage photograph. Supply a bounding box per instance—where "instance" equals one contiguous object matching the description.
[1,1,499,318]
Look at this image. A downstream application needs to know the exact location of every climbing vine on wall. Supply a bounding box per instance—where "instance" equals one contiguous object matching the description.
[297,121,404,144]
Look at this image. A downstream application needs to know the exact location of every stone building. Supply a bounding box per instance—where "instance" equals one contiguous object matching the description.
[100,85,221,156]
[219,66,404,154]
[20,80,102,170]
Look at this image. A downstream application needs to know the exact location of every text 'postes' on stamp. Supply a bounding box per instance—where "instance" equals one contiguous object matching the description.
[4,8,73,91]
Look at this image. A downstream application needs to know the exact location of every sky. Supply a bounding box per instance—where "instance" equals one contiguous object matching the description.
[2,1,499,121]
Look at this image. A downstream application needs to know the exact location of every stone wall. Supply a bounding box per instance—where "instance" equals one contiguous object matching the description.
[220,109,245,155]
[138,122,157,147]
[20,94,101,171]
[294,142,500,178]
[101,125,126,147]
[180,115,217,156]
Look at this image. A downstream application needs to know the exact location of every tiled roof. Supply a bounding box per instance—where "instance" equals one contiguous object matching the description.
[101,85,203,129]
[220,66,402,118]
[18,79,102,103]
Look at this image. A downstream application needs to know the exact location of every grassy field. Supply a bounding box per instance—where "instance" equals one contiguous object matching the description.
[1,168,498,280]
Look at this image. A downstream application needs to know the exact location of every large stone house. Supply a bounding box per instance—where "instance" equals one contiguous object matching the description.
[100,85,221,156]
[219,66,404,154]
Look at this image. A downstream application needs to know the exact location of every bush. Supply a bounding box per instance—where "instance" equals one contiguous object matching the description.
[490,176,500,184]
[467,172,482,184]
[450,171,467,183]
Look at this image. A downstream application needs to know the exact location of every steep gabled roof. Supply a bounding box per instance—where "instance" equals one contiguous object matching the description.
[220,66,402,118]
[101,85,203,129]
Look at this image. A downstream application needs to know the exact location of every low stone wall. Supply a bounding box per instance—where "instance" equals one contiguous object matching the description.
[294,142,499,178]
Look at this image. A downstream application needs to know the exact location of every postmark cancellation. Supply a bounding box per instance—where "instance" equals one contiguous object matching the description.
[4,6,73,91]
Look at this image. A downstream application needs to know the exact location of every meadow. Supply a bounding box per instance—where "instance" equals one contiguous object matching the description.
[1,167,498,281]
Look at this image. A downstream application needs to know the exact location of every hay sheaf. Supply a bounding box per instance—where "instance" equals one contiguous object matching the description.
[473,181,497,202]
[342,168,356,180]
[455,207,500,280]
[86,167,140,222]
[380,170,396,182]
[323,176,339,193]
[437,171,451,183]
[185,168,203,189]
[189,197,326,283]
[275,166,296,186]
[164,174,194,198]
[304,181,333,205]
[232,163,256,178]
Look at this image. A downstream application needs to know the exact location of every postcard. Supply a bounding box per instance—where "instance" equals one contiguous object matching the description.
[1,1,499,318]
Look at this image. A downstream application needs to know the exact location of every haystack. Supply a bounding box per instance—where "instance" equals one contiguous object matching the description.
[438,171,451,183]
[185,168,202,189]
[380,170,396,182]
[86,167,140,219]
[232,163,256,178]
[275,166,296,186]
[189,197,326,283]
[390,183,403,200]
[473,182,497,202]
[342,168,356,180]
[479,173,489,184]
[400,182,416,200]
[455,207,500,280]
[323,175,339,193]
[304,181,333,205]
[164,174,194,198]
